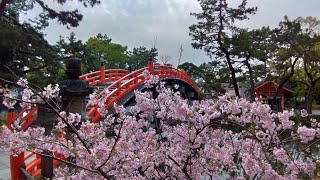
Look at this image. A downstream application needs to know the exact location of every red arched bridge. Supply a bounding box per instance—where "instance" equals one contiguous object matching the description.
[7,61,200,179]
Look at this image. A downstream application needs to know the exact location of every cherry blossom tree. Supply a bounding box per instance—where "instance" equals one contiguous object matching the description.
[0,72,319,179]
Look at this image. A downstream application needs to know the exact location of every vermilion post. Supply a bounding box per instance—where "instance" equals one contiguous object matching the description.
[10,154,25,180]
[7,110,15,130]
[7,110,24,179]
[99,64,106,84]
[148,61,154,75]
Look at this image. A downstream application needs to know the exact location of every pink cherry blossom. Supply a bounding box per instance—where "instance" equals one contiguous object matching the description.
[0,77,318,179]
[297,126,316,143]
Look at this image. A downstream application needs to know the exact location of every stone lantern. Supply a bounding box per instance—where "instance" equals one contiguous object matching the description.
[58,57,93,116]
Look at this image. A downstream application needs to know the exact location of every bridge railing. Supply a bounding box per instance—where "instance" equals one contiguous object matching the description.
[154,65,199,95]
[86,65,200,123]
[7,105,38,131]
[87,67,148,122]
[9,64,199,130]
[20,148,66,178]
[79,66,129,85]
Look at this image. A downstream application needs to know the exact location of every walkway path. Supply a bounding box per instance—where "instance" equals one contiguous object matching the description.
[313,109,320,115]
[0,152,10,180]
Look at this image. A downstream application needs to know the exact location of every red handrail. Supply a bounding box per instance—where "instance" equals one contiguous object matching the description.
[7,106,38,131]
[87,67,148,122]
[23,149,66,177]
[79,69,129,86]
[9,68,129,130]
[86,65,200,123]
[154,65,200,95]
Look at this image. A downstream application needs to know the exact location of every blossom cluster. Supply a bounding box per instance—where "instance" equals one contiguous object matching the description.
[0,75,319,179]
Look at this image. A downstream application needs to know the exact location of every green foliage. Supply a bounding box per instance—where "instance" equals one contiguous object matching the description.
[0,0,100,28]
[86,36,129,69]
[128,46,158,69]
[179,61,229,93]
[0,0,99,86]
[56,32,100,73]
[294,85,306,97]
[269,16,312,79]
[290,114,320,125]
[189,0,257,97]
[275,16,320,113]
[0,16,62,86]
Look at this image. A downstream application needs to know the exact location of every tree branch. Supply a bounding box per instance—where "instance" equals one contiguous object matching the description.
[2,14,28,32]
[30,150,99,174]
[97,117,124,169]
[0,0,9,17]
[21,64,47,74]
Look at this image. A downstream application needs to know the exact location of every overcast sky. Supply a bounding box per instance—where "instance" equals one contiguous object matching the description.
[25,0,320,66]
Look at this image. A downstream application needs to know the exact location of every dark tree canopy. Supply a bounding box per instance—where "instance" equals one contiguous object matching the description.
[230,27,275,101]
[0,15,61,86]
[0,0,100,86]
[189,0,257,97]
[0,0,100,28]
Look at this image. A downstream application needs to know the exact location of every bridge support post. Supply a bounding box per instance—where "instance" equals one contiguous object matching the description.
[7,109,15,130]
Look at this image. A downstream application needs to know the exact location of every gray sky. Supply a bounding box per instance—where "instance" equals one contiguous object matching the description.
[25,0,320,66]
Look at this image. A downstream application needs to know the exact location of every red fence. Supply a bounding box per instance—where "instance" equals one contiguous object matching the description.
[79,66,129,85]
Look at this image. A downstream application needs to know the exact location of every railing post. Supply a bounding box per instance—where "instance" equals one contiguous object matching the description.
[99,63,106,84]
[7,109,15,130]
[7,109,25,179]
[148,56,154,75]
[115,70,119,79]
[116,82,121,95]
[10,153,24,180]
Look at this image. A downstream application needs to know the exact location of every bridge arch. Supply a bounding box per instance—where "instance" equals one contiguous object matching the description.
[84,63,201,123]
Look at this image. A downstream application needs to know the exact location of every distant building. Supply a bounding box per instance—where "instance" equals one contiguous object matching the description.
[221,83,248,99]
[255,80,293,111]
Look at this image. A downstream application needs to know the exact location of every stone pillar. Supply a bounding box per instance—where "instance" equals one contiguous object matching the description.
[59,57,93,116]
[58,57,93,170]
[34,100,58,178]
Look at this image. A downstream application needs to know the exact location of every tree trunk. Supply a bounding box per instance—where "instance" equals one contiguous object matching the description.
[303,61,320,114]
[305,83,314,114]
[224,51,240,97]
[245,59,255,102]
[217,0,240,97]
[272,57,299,111]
